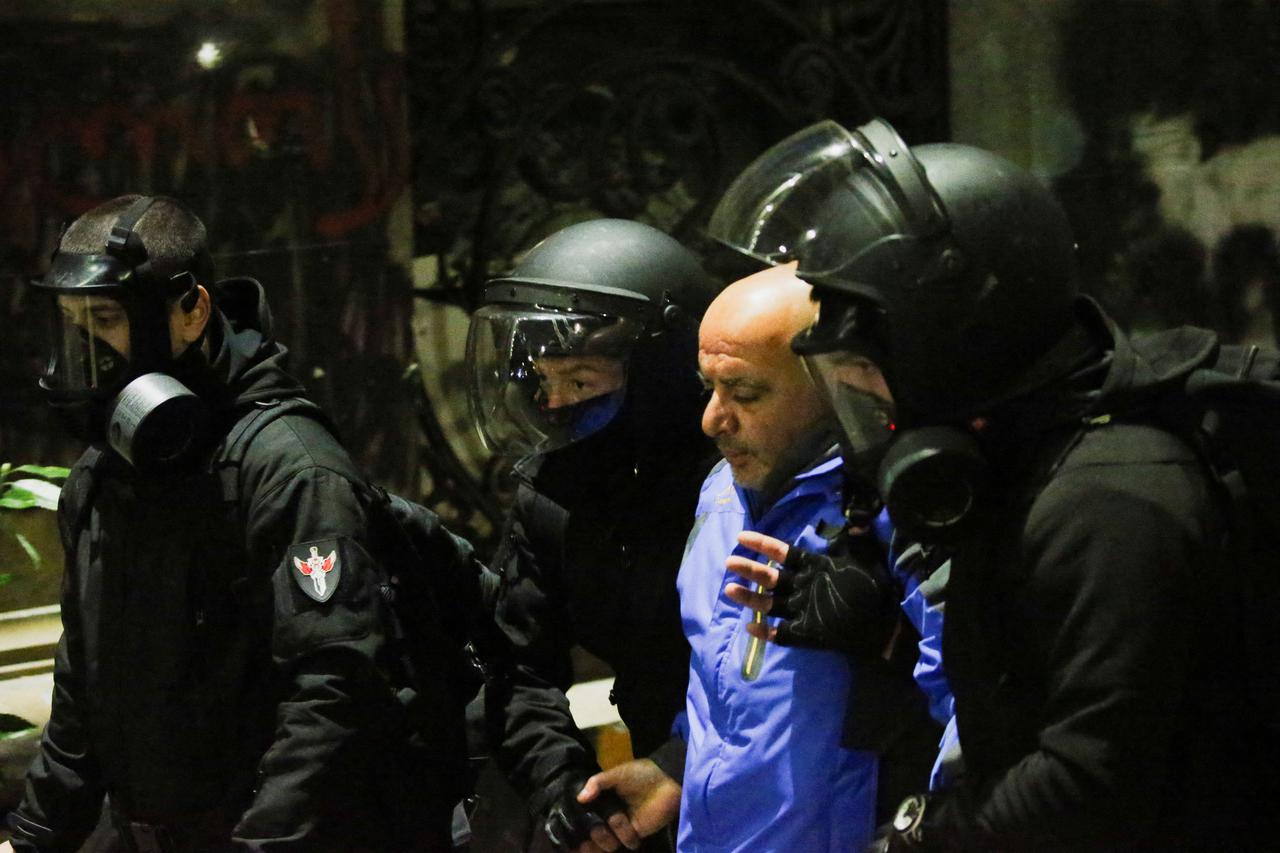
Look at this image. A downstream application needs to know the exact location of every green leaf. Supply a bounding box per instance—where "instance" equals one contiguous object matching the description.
[9,478,61,510]
[9,465,70,481]
[15,532,41,570]
[0,573,12,587]
[0,486,39,509]
[0,462,10,479]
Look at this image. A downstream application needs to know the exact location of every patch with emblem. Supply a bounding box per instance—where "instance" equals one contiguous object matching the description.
[289,540,342,603]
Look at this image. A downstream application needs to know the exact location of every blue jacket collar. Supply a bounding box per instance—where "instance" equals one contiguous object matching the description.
[738,444,842,523]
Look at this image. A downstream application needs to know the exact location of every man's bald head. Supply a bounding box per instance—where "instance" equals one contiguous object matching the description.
[699,263,817,358]
[698,264,830,491]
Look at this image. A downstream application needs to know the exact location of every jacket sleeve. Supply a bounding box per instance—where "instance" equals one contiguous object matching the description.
[890,542,955,726]
[7,471,105,853]
[650,722,688,784]
[486,482,601,817]
[8,621,105,853]
[230,464,405,849]
[925,476,1213,848]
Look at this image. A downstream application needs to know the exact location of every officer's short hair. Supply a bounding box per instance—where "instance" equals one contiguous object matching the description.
[59,195,211,287]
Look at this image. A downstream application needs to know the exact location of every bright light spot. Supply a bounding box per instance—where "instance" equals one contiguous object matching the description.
[805,229,817,240]
[196,42,222,70]
[822,141,850,160]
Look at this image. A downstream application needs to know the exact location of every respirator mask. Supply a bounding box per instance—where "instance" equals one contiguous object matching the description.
[33,196,212,471]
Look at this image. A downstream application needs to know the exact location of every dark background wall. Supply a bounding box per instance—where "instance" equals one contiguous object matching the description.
[952,0,1280,348]
[0,0,420,491]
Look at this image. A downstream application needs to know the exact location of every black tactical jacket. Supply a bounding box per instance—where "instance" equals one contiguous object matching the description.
[9,280,454,852]
[922,299,1261,850]
[487,417,717,817]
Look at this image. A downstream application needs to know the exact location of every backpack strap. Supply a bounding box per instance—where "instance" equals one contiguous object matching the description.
[197,400,334,610]
[62,446,107,549]
[213,398,332,505]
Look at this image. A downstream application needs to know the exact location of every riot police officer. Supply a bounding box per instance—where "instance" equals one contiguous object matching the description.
[8,195,458,852]
[466,219,720,852]
[706,119,1271,850]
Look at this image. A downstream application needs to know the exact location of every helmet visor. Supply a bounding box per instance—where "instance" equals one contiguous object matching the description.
[803,350,897,463]
[466,305,642,456]
[707,119,944,290]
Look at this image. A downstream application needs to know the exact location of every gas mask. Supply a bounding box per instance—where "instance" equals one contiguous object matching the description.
[796,314,988,544]
[803,346,988,543]
[33,196,213,470]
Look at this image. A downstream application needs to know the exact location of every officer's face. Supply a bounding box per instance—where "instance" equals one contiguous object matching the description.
[532,354,625,410]
[58,294,132,359]
[699,337,828,491]
[56,286,211,365]
[811,351,893,406]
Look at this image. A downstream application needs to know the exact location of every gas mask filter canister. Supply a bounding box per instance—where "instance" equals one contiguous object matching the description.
[106,373,208,470]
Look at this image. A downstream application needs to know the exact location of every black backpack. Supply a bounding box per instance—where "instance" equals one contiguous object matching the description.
[1123,335,1280,736]
[213,396,493,730]
[217,400,499,850]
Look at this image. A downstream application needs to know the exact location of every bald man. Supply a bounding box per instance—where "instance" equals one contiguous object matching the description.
[578,264,882,852]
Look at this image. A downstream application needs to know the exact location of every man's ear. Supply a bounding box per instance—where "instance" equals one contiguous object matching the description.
[178,284,211,345]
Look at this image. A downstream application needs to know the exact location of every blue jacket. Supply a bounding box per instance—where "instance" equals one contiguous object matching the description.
[674,455,877,852]
[875,512,958,789]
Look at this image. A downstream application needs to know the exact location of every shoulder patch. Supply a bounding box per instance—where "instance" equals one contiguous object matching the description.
[289,539,342,602]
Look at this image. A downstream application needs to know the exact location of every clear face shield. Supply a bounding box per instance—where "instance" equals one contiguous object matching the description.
[35,253,140,401]
[48,294,135,398]
[466,305,643,456]
[706,119,946,298]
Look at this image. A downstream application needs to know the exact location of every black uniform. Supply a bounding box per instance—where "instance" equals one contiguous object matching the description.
[10,280,455,852]
[924,301,1259,850]
[700,114,1274,849]
[487,416,717,819]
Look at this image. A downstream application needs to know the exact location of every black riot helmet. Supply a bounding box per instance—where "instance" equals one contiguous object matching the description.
[709,119,1082,542]
[467,218,717,457]
[32,195,215,465]
[708,118,1080,424]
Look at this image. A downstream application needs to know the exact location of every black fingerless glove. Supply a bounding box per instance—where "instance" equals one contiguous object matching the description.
[770,536,895,657]
[541,772,629,851]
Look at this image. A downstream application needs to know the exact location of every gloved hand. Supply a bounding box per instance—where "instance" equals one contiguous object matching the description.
[726,530,895,657]
[772,539,896,655]
[542,772,634,852]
